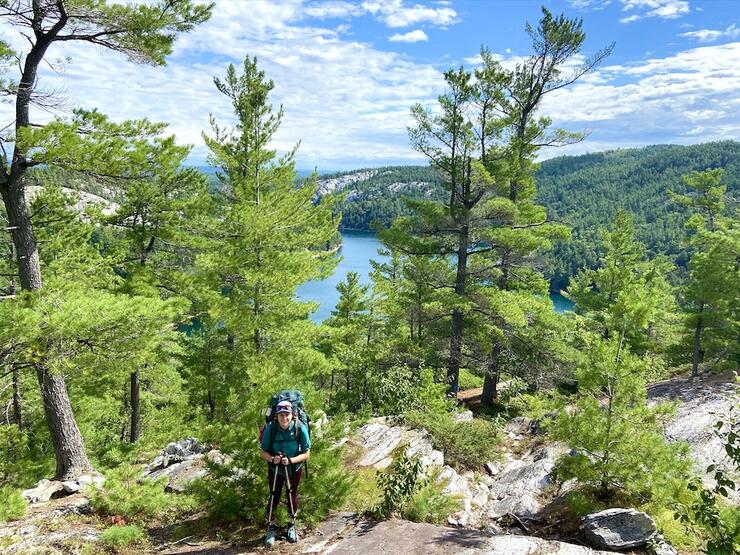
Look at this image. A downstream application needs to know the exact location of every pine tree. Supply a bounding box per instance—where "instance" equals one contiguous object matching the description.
[671,169,739,378]
[0,0,211,479]
[195,56,339,416]
[567,210,678,376]
[382,8,610,396]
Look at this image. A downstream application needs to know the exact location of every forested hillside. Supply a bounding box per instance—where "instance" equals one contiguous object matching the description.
[538,141,740,289]
[324,141,739,289]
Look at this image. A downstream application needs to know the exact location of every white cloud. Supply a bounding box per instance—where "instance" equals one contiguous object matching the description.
[681,24,740,43]
[538,42,740,156]
[619,0,690,23]
[362,0,459,28]
[389,29,429,43]
[0,0,446,169]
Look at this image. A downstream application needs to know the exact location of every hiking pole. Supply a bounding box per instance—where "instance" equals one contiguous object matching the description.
[266,454,281,526]
[283,458,297,523]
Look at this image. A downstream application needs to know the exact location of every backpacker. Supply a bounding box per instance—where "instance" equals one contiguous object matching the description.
[260,390,311,476]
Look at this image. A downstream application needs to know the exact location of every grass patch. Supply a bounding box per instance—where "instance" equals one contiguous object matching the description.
[100,524,145,550]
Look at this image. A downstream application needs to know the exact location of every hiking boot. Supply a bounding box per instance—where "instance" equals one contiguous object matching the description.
[264,527,276,548]
[287,524,298,543]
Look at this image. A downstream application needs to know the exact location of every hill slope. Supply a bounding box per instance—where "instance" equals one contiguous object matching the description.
[321,141,739,289]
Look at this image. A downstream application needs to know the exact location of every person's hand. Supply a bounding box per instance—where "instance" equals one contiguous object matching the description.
[272,454,281,464]
[281,456,290,466]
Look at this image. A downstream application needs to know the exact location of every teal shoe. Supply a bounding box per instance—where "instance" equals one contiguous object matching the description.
[264,527,276,548]
[287,524,298,543]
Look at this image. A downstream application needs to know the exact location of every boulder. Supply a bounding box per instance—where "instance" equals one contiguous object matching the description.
[21,479,65,503]
[581,508,657,550]
[61,481,80,494]
[355,421,443,470]
[453,410,474,422]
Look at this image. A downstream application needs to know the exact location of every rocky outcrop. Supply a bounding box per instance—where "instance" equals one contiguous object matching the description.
[486,443,566,520]
[300,516,614,554]
[648,372,739,500]
[21,474,104,505]
[581,508,657,550]
[355,420,444,470]
[142,437,213,493]
[0,495,96,555]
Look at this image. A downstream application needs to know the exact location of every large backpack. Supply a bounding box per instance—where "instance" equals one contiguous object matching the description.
[261,390,311,476]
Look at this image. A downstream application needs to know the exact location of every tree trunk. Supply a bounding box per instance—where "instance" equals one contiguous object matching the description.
[1,183,42,291]
[691,302,705,380]
[481,343,502,406]
[447,216,470,396]
[12,364,23,431]
[129,369,141,443]
[36,362,91,480]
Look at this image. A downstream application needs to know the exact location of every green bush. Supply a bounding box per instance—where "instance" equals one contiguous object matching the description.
[375,449,425,517]
[406,410,500,470]
[90,464,197,522]
[99,524,144,549]
[0,485,27,522]
[457,369,483,391]
[402,470,462,524]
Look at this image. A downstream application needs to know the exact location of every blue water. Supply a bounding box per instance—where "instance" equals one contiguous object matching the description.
[297,231,574,322]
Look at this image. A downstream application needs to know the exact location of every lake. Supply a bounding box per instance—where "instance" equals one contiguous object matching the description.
[298,231,574,322]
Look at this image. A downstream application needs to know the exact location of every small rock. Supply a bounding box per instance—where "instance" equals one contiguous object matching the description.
[484,462,499,476]
[61,481,80,494]
[206,449,231,466]
[582,508,657,550]
[648,533,679,555]
[453,410,473,422]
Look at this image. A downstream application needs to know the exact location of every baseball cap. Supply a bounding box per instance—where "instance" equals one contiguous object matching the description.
[276,400,293,414]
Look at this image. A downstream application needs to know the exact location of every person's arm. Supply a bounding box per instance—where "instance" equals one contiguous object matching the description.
[280,450,309,465]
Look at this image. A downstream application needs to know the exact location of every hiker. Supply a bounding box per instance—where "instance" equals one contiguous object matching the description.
[260,399,311,547]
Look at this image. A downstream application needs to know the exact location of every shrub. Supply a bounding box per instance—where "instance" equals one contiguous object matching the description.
[402,470,462,524]
[99,524,144,549]
[90,464,197,522]
[0,486,27,522]
[374,449,425,517]
[457,369,483,391]
[406,410,500,470]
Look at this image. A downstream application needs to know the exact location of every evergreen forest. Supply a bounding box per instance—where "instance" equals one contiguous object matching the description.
[0,2,737,554]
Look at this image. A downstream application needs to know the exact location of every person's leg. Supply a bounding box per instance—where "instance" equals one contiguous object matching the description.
[266,469,284,547]
[285,467,303,543]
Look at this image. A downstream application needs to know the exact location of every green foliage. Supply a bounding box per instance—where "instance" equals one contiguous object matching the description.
[99,525,145,550]
[0,486,27,522]
[406,409,500,471]
[375,449,425,517]
[329,142,740,292]
[553,334,691,503]
[90,464,196,521]
[401,470,463,525]
[458,369,483,390]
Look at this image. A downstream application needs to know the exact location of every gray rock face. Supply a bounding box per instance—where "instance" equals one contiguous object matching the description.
[648,373,739,501]
[303,517,613,555]
[487,443,565,519]
[581,508,657,550]
[355,420,443,469]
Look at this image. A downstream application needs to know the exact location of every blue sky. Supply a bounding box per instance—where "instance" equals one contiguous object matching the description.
[1,0,739,170]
